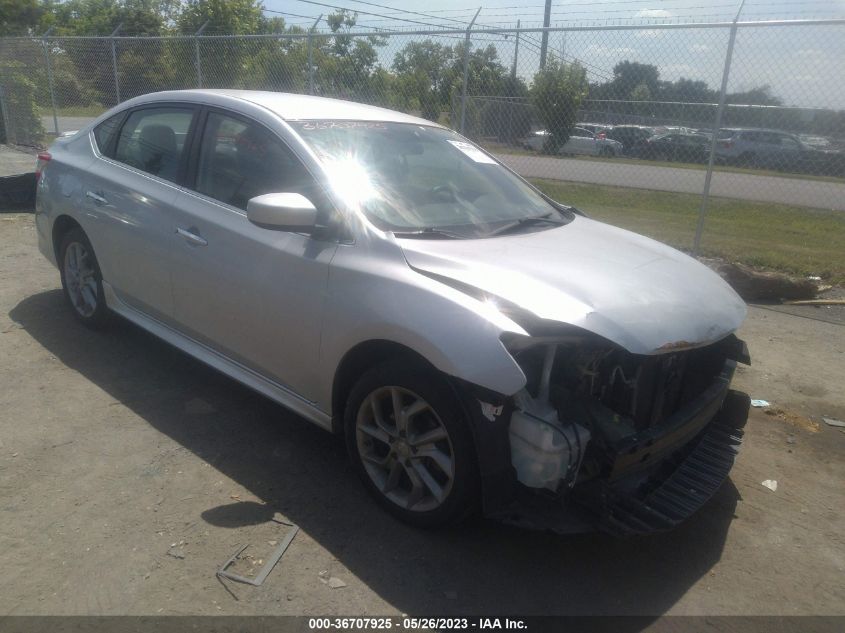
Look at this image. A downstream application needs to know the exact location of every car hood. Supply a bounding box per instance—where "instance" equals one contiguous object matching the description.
[398,216,747,354]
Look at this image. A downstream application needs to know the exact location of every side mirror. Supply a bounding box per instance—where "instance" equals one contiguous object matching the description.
[246,193,317,232]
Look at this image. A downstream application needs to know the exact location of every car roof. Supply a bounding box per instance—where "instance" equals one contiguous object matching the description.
[120,89,441,127]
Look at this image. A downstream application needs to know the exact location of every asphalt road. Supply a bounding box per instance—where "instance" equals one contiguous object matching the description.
[34,115,845,211]
[497,153,845,212]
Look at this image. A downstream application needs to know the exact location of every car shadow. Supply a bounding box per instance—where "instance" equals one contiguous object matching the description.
[11,289,740,619]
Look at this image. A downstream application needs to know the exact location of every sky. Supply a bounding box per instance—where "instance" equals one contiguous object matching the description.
[262,1,845,109]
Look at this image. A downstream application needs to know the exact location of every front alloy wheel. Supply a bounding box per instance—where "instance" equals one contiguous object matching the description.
[345,361,478,527]
[356,386,455,513]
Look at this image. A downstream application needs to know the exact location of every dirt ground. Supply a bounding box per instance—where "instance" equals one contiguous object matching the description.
[0,212,843,617]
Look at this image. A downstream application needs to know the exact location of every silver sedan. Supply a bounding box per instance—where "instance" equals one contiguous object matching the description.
[35,90,750,533]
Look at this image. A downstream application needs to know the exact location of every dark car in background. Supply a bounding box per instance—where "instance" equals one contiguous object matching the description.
[605,125,656,154]
[633,132,711,163]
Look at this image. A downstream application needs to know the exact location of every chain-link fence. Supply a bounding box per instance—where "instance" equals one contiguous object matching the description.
[1,17,844,281]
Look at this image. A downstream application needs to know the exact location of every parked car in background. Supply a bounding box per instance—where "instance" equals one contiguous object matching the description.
[799,134,831,149]
[633,132,711,163]
[716,127,845,176]
[35,89,751,534]
[576,123,612,137]
[715,128,803,168]
[605,125,656,154]
[522,127,623,157]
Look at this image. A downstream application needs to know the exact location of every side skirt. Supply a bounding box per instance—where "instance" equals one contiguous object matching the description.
[102,281,333,432]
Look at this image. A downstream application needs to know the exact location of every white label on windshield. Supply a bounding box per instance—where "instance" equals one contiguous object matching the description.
[447,140,498,164]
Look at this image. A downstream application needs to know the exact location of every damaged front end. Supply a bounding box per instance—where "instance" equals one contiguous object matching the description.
[466,330,751,536]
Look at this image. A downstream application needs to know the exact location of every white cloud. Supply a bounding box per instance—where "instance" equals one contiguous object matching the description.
[585,45,637,57]
[636,9,672,18]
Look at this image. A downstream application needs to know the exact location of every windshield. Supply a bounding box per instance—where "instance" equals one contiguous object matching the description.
[290,120,568,236]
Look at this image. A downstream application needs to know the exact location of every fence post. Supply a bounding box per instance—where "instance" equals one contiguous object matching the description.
[41,27,59,136]
[307,14,323,95]
[194,21,208,88]
[459,7,482,134]
[0,84,12,144]
[110,22,123,105]
[694,0,746,254]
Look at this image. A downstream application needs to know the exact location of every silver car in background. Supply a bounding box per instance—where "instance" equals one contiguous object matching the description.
[521,127,623,157]
[35,90,751,534]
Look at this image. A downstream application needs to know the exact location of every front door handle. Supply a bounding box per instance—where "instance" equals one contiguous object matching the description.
[176,227,208,247]
[85,190,108,205]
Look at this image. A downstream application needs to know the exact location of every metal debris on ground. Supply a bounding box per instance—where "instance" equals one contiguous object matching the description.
[822,417,845,428]
[783,299,845,306]
[761,480,778,492]
[751,399,771,408]
[216,523,299,587]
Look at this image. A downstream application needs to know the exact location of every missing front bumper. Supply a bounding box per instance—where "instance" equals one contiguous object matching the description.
[485,389,750,536]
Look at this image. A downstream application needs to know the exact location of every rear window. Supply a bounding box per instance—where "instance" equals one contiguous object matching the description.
[114,107,195,183]
[93,113,123,157]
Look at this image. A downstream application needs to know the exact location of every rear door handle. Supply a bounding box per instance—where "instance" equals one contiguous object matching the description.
[85,190,108,205]
[176,226,208,247]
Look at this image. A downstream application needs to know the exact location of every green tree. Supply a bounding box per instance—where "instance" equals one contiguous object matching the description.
[312,10,386,103]
[176,0,262,34]
[0,59,45,145]
[531,58,588,153]
[0,0,43,35]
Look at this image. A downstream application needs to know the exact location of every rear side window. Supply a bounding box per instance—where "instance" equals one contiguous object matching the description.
[195,111,314,211]
[114,107,195,182]
[93,113,123,157]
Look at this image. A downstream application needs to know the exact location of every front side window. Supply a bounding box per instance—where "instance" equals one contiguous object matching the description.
[195,112,314,211]
[290,121,567,237]
[114,107,194,182]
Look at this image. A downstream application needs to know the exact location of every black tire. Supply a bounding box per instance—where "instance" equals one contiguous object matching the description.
[344,359,479,528]
[58,227,110,329]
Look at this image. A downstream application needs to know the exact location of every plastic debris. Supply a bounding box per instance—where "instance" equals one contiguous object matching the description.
[750,399,770,408]
[822,417,845,428]
[318,570,347,589]
[761,480,778,492]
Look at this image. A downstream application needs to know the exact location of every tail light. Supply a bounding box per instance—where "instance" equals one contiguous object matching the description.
[35,152,51,179]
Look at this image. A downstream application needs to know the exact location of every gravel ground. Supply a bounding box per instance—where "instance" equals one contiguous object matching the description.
[0,212,843,617]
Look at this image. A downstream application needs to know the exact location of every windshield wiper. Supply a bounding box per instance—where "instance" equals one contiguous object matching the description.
[485,214,567,237]
[391,227,469,239]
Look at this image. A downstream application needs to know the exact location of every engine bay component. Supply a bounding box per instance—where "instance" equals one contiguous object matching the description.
[508,344,591,490]
[509,405,591,490]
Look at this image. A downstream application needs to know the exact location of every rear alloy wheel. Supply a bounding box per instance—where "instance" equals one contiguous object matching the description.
[345,361,478,527]
[59,227,110,328]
